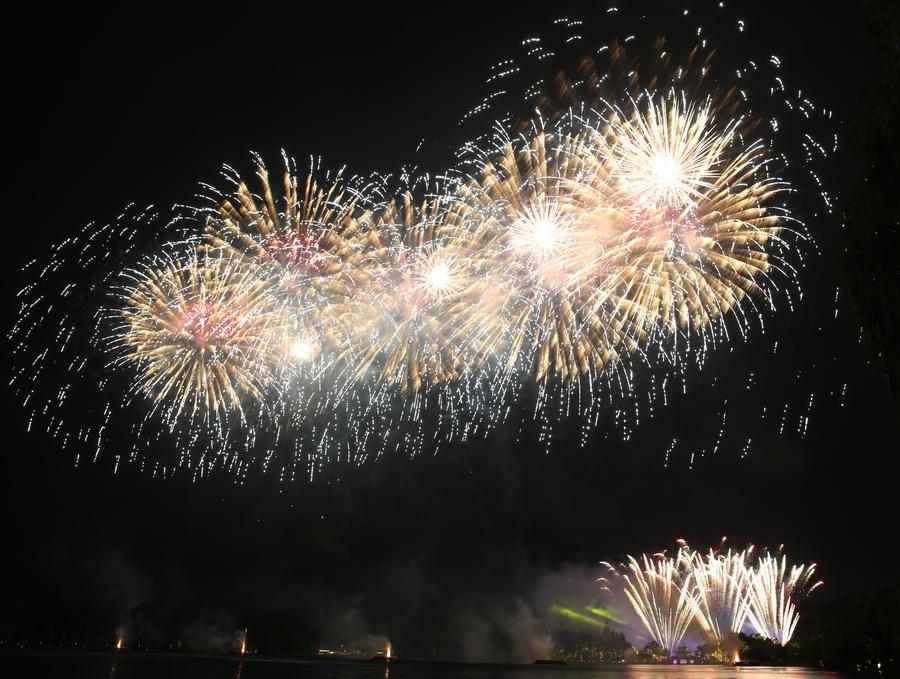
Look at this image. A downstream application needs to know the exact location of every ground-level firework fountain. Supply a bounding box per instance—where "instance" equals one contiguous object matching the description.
[602,539,821,664]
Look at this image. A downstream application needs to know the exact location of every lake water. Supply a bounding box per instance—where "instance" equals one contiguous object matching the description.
[2,653,848,679]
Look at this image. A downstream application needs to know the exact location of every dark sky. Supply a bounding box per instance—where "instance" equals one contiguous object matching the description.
[4,0,898,662]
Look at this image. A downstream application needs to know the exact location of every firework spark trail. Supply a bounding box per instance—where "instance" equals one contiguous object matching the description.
[8,206,182,472]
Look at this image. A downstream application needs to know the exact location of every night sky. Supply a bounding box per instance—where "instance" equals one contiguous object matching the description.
[4,0,898,662]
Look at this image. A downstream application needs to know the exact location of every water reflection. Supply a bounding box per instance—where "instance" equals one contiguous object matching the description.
[9,654,848,679]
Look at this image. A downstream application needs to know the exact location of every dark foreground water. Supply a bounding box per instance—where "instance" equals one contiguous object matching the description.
[1,653,848,679]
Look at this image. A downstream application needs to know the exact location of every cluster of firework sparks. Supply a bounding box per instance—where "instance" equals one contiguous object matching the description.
[602,539,822,660]
[10,3,837,479]
[136,97,784,421]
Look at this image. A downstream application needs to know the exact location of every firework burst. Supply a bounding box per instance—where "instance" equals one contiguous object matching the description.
[577,96,788,351]
[11,2,837,479]
[457,129,634,383]
[197,155,380,370]
[109,251,285,429]
[345,191,504,395]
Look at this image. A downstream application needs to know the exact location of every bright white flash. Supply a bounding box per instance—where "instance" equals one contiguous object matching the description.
[513,202,567,261]
[531,218,557,252]
[650,154,683,193]
[428,263,451,291]
[290,339,314,361]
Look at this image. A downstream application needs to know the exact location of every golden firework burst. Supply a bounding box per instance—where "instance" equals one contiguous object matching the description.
[112,252,284,424]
